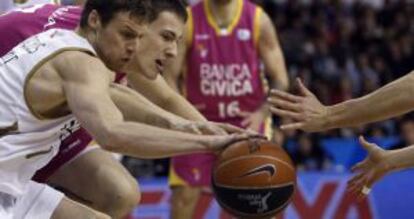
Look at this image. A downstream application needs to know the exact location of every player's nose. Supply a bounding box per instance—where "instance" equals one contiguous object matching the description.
[166,42,178,58]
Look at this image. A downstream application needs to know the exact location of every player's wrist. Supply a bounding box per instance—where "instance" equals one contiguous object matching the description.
[321,105,332,131]
[196,136,216,152]
[324,100,350,131]
[375,149,403,175]
[386,150,406,171]
[168,118,192,131]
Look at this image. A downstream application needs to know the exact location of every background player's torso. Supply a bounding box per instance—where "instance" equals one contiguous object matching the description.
[0,3,81,57]
[185,0,266,125]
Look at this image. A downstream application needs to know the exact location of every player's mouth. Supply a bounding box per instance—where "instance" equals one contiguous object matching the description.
[121,57,131,63]
[156,59,164,73]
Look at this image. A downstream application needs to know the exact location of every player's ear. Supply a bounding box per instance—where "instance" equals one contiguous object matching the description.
[87,9,102,32]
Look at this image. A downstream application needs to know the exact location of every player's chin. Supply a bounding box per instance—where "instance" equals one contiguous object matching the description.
[105,61,127,72]
[142,69,159,80]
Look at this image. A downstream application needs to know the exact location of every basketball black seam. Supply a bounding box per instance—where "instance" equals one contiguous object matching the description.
[213,182,295,189]
[213,188,295,218]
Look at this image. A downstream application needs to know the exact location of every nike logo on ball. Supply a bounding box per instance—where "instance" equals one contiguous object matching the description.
[238,164,276,178]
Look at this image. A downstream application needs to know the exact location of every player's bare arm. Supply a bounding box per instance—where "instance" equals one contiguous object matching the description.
[127,73,206,122]
[52,51,250,158]
[269,73,414,132]
[110,81,244,135]
[132,74,254,135]
[237,10,290,131]
[258,10,289,92]
[324,72,414,129]
[110,82,189,127]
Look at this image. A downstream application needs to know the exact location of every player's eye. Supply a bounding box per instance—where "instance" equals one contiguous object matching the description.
[161,33,175,42]
[120,30,137,40]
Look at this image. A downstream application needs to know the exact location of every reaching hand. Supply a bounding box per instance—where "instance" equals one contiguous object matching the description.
[347,136,393,199]
[268,78,329,132]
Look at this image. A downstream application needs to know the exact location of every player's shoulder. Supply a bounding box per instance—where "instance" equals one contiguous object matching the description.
[52,50,100,70]
[51,50,112,82]
[40,29,97,57]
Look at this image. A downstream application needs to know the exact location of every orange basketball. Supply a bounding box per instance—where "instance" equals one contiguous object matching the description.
[212,139,296,218]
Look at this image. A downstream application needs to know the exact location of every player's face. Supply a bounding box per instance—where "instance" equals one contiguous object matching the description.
[129,12,184,80]
[90,11,147,72]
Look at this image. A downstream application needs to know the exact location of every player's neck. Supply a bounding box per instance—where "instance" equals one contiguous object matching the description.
[75,26,86,39]
[76,27,95,47]
[209,0,239,28]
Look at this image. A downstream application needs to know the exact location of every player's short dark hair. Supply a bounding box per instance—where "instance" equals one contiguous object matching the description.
[80,0,153,28]
[149,0,188,23]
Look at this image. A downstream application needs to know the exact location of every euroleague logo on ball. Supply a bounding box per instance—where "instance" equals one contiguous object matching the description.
[237,192,273,214]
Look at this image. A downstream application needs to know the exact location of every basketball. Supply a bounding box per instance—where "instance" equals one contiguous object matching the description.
[212,139,296,218]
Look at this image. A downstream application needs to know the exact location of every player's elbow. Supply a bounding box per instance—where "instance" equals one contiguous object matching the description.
[94,123,124,152]
[272,78,289,92]
[160,93,179,111]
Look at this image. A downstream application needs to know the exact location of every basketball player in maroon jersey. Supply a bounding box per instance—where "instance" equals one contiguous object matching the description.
[165,0,289,217]
[0,1,258,218]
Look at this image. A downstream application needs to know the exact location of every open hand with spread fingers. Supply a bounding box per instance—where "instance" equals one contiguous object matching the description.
[268,78,329,132]
[347,136,394,199]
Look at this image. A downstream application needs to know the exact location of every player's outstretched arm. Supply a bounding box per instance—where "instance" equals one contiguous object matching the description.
[269,73,414,132]
[110,81,244,135]
[55,51,251,158]
[109,82,189,127]
[127,73,207,122]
